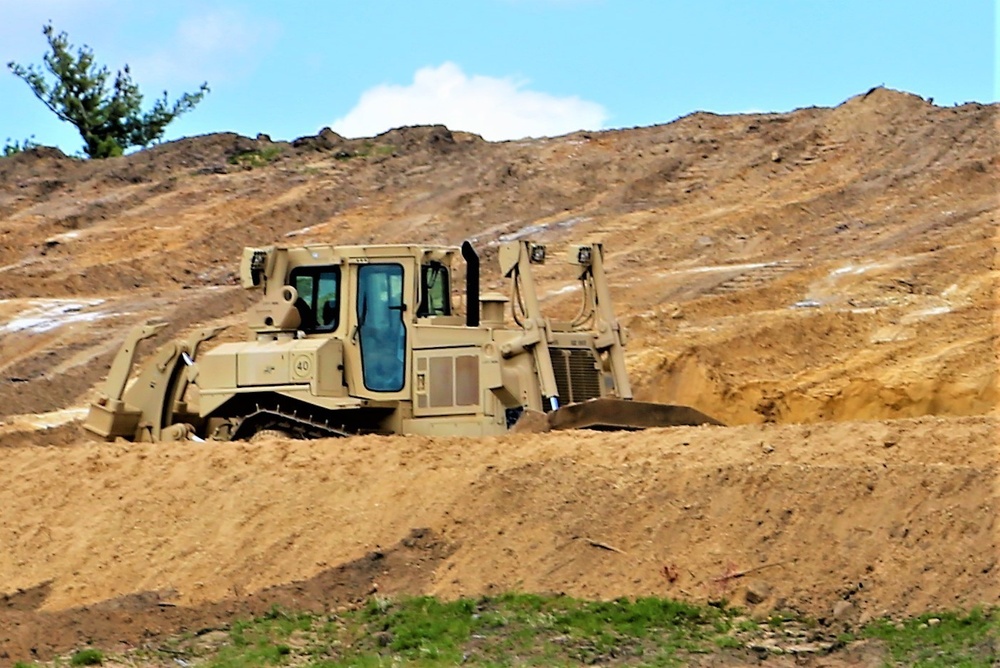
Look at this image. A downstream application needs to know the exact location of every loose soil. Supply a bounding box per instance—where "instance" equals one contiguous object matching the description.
[0,87,996,665]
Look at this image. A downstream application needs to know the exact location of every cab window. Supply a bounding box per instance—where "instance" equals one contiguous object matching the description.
[290,266,341,332]
[357,263,406,392]
[418,262,451,317]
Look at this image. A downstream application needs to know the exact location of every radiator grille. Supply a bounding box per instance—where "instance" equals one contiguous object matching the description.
[551,347,602,405]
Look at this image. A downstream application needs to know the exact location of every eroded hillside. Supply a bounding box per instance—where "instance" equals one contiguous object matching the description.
[0,87,995,425]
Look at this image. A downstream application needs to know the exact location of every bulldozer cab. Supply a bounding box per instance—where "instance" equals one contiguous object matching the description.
[241,244,456,402]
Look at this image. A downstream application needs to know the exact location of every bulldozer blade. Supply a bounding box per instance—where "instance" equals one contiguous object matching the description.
[546,397,724,431]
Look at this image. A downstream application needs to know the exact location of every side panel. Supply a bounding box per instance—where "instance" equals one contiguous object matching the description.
[194,338,348,416]
[197,343,240,389]
[238,349,290,386]
[413,347,481,417]
[411,325,491,348]
[400,415,507,437]
[313,339,346,396]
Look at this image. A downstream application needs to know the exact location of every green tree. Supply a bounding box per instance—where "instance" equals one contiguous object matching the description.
[8,24,209,159]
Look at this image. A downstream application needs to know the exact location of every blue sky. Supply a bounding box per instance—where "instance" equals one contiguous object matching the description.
[1,0,996,155]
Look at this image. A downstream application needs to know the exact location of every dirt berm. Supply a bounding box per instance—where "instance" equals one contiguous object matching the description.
[1,416,997,661]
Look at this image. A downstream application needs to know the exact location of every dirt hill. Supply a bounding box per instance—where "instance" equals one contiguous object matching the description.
[0,87,997,664]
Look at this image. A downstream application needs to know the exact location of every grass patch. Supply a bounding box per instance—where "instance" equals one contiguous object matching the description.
[69,648,103,665]
[206,605,311,667]
[26,599,998,667]
[179,595,745,667]
[228,146,283,168]
[862,608,999,667]
[334,141,396,161]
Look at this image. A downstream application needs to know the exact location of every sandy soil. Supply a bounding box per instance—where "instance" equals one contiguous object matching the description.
[2,416,997,662]
[0,87,996,664]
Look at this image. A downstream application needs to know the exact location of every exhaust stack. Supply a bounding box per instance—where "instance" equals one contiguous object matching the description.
[461,240,480,327]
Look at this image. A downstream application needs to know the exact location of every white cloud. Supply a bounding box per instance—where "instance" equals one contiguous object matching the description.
[331,62,609,141]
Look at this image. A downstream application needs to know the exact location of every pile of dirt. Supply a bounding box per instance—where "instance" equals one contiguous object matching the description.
[0,87,997,664]
[1,416,996,662]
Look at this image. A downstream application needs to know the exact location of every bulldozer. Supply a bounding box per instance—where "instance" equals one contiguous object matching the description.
[83,239,721,442]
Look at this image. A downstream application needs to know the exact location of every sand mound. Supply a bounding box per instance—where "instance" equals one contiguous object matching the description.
[1,416,996,660]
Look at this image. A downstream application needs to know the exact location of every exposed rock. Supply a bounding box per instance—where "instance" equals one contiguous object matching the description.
[745,579,772,605]
[832,599,857,622]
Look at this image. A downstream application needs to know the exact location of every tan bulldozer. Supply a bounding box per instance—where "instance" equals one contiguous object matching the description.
[84,239,721,442]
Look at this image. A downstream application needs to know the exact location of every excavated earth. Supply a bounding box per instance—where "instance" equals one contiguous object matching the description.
[0,88,997,664]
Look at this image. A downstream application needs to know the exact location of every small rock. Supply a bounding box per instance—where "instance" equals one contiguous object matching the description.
[749,638,783,655]
[927,617,941,626]
[745,579,772,605]
[792,299,821,309]
[832,600,855,621]
[193,630,230,652]
[762,443,775,454]
[786,641,835,655]
[771,150,782,163]
[318,127,345,145]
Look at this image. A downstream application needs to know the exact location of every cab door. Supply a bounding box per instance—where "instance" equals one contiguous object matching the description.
[346,259,414,400]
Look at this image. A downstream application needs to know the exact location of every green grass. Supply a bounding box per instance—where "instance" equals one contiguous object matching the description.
[69,648,104,665]
[26,598,1000,667]
[334,141,396,161]
[862,608,999,667]
[206,605,311,668]
[178,595,746,667]
[228,146,283,168]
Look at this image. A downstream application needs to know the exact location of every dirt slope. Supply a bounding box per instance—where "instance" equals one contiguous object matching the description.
[0,87,997,663]
[0,87,995,422]
[1,416,997,661]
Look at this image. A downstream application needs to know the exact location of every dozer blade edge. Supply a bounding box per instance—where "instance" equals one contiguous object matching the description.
[546,397,725,431]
